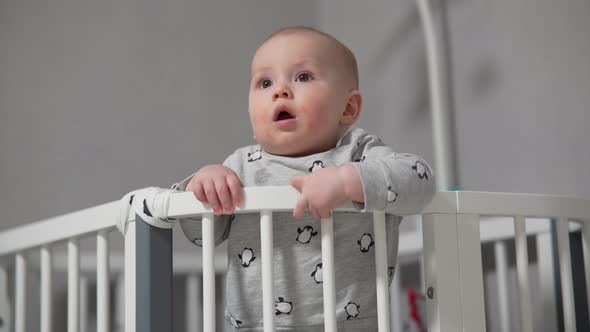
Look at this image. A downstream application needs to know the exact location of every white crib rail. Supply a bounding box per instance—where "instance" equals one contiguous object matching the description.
[0,202,120,332]
[1,189,590,332]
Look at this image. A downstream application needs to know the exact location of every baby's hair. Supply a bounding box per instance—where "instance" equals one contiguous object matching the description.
[257,26,359,89]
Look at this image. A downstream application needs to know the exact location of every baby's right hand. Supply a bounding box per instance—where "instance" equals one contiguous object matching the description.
[186,164,244,215]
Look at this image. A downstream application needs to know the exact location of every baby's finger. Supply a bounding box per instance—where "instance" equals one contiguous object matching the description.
[226,175,244,208]
[318,209,332,219]
[193,182,208,203]
[214,179,233,214]
[293,197,308,219]
[203,180,222,215]
[309,204,321,220]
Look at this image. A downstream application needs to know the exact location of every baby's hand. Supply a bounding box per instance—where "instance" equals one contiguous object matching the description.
[290,165,362,219]
[186,164,244,215]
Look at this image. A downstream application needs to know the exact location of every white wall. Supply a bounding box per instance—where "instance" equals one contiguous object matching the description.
[0,0,316,233]
[318,0,590,198]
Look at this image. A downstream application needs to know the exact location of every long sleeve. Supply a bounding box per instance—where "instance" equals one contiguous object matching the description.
[349,132,436,215]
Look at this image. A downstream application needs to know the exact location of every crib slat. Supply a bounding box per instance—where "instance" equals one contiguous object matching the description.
[80,277,88,332]
[260,211,275,332]
[493,241,510,332]
[41,246,52,332]
[514,216,533,332]
[582,221,590,321]
[536,230,559,331]
[0,266,11,332]
[202,213,215,332]
[556,217,577,332]
[124,223,137,332]
[321,216,337,332]
[373,211,390,332]
[390,263,402,332]
[96,230,110,332]
[185,274,202,332]
[68,239,80,332]
[15,253,26,332]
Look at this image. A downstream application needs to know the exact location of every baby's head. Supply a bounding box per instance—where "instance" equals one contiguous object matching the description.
[248,26,362,157]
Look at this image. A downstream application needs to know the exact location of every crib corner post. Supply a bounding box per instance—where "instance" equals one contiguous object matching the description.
[421,212,486,332]
[135,214,173,332]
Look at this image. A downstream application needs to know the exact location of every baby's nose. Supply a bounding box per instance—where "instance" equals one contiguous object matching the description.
[272,85,293,100]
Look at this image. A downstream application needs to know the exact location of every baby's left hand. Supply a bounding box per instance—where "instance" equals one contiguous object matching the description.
[290,165,362,219]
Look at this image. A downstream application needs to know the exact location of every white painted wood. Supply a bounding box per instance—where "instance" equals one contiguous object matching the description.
[456,214,486,331]
[259,211,275,332]
[124,223,136,332]
[80,277,88,332]
[0,201,119,256]
[373,211,390,332]
[455,191,590,221]
[41,246,53,332]
[201,213,215,332]
[0,266,11,332]
[68,239,80,332]
[556,218,577,332]
[321,216,337,332]
[536,231,559,332]
[185,274,202,332]
[96,231,110,332]
[422,213,462,332]
[390,263,402,332]
[583,221,590,321]
[15,253,26,332]
[493,241,510,332]
[514,216,533,332]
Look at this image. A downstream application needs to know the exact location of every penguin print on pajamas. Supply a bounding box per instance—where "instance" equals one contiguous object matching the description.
[412,161,429,180]
[238,248,256,267]
[247,149,262,162]
[274,297,293,315]
[296,225,317,244]
[228,315,243,328]
[129,194,135,205]
[308,160,325,172]
[354,155,365,162]
[357,233,375,253]
[344,302,360,319]
[387,186,398,203]
[311,263,323,283]
[142,199,153,217]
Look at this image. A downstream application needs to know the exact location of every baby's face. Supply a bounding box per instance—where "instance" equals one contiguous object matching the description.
[248,32,355,156]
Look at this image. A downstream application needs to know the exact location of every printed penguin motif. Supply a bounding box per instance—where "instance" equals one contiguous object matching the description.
[142,199,153,217]
[387,186,398,203]
[247,149,262,162]
[311,263,323,283]
[238,248,256,267]
[129,195,135,205]
[308,160,325,173]
[274,297,293,315]
[354,155,366,162]
[357,233,375,253]
[228,315,243,328]
[412,161,429,180]
[344,302,360,320]
[296,226,318,244]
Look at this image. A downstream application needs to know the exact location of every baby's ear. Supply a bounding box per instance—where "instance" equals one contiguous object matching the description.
[340,90,362,126]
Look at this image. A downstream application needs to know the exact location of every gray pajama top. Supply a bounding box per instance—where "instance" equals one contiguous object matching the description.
[173,128,436,331]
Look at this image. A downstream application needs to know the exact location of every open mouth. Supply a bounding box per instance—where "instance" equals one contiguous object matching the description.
[273,106,296,122]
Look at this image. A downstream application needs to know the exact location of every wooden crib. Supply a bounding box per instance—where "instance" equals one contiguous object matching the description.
[0,188,588,332]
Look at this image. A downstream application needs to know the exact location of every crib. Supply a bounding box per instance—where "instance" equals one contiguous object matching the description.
[0,188,588,332]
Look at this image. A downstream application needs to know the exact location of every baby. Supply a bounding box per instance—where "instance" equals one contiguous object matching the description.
[174,26,435,331]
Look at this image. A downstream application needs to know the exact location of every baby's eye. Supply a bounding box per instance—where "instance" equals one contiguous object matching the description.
[295,72,313,82]
[258,79,272,89]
